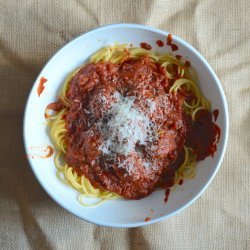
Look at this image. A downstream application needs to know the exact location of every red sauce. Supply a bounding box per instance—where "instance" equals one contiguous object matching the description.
[140,42,152,50]
[171,44,178,51]
[145,217,151,222]
[215,124,221,143]
[157,149,184,189]
[156,40,164,47]
[176,55,182,60]
[44,100,65,118]
[186,109,219,160]
[164,188,170,203]
[45,146,54,158]
[64,57,187,199]
[37,77,48,97]
[46,101,64,111]
[166,34,178,51]
[48,56,220,200]
[27,145,54,159]
[173,64,180,80]
[167,34,173,45]
[178,179,184,185]
[184,60,190,67]
[213,109,219,122]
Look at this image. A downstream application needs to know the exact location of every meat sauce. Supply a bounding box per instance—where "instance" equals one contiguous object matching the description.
[50,57,219,200]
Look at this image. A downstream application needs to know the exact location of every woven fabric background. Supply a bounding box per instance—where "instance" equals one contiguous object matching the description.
[0,0,249,249]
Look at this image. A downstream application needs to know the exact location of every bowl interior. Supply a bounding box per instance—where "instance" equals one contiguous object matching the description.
[24,24,228,227]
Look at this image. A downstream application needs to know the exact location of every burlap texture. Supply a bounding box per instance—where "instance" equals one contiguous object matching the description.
[0,0,249,249]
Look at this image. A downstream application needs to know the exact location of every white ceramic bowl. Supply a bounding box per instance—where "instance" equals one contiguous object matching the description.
[23,24,229,227]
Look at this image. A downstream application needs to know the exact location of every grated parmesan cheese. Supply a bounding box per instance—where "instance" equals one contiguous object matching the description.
[98,92,158,157]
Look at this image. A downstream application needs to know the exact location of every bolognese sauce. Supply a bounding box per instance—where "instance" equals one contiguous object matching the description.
[51,57,218,200]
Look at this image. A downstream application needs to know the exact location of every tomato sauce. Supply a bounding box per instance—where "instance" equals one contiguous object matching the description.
[27,145,54,159]
[45,146,54,158]
[44,100,65,118]
[166,34,179,52]
[140,42,152,50]
[37,77,48,97]
[186,109,218,160]
[167,34,173,45]
[64,58,188,199]
[213,109,219,122]
[46,100,64,111]
[178,179,184,185]
[156,40,164,47]
[48,56,220,200]
[171,44,178,51]
[184,60,190,67]
[164,188,170,203]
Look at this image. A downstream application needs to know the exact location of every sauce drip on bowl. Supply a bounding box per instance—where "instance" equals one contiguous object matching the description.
[37,76,48,97]
[140,42,152,50]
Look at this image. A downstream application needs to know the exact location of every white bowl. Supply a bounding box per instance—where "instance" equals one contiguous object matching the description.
[23,24,229,227]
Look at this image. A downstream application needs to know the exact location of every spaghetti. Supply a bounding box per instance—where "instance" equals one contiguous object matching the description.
[46,44,218,206]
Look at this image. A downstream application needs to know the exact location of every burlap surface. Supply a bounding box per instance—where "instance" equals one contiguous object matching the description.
[0,0,249,249]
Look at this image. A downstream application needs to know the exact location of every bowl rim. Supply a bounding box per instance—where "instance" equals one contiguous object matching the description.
[23,23,229,228]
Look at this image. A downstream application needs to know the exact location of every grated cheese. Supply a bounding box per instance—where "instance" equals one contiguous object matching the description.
[98,92,158,157]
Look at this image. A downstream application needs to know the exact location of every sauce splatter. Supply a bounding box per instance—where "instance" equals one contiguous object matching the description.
[171,44,178,51]
[176,55,182,60]
[140,42,152,50]
[45,146,54,158]
[44,100,64,118]
[213,109,219,122]
[167,34,173,45]
[37,77,48,97]
[186,109,220,161]
[44,112,50,119]
[27,145,54,159]
[214,124,221,143]
[156,40,164,47]
[178,179,183,185]
[166,34,179,52]
[145,217,151,222]
[47,100,65,111]
[164,188,170,203]
[178,179,184,185]
[184,60,191,67]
